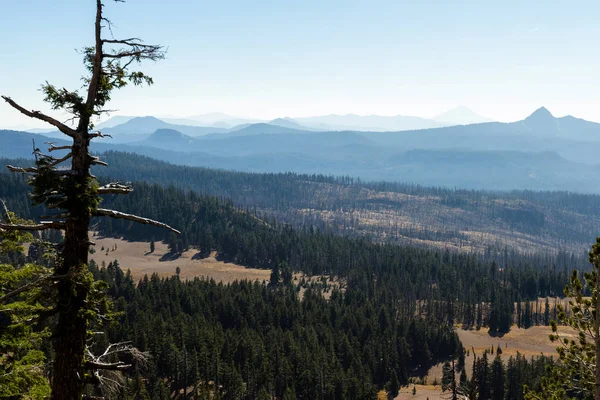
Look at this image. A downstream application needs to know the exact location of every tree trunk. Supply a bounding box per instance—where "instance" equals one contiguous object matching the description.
[594,259,600,400]
[51,133,92,400]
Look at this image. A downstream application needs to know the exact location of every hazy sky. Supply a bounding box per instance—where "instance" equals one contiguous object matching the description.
[2,0,600,128]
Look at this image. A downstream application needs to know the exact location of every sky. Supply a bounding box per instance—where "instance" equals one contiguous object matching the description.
[1,0,600,129]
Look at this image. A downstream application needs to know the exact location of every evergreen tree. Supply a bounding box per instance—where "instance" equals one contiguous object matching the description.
[490,354,505,400]
[269,263,280,286]
[0,219,51,399]
[442,361,453,392]
[526,237,600,400]
[0,1,172,397]
[389,369,399,398]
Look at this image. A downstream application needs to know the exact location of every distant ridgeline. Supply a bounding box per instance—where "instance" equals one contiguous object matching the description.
[3,150,600,254]
[86,151,600,253]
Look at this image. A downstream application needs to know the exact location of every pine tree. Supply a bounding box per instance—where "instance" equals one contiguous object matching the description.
[0,1,173,398]
[389,369,399,398]
[526,237,600,400]
[474,352,490,400]
[442,361,453,391]
[490,354,505,400]
[269,263,281,286]
[0,217,51,399]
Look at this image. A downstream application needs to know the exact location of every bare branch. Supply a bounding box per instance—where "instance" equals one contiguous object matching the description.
[0,199,12,224]
[62,115,78,126]
[46,143,73,152]
[47,152,73,168]
[84,361,131,371]
[91,156,109,167]
[84,340,150,397]
[102,50,158,59]
[97,183,132,195]
[6,165,37,174]
[102,38,150,46]
[88,131,112,139]
[1,96,77,137]
[101,42,165,61]
[92,208,180,234]
[0,221,65,232]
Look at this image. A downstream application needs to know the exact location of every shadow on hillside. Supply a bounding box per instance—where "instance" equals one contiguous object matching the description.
[191,250,210,260]
[215,253,236,264]
[487,330,508,338]
[159,252,181,262]
[459,325,509,338]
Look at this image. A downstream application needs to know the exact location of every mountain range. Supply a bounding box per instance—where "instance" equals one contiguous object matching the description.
[79,106,493,140]
[3,106,600,193]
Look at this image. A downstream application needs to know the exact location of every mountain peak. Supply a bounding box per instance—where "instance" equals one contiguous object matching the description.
[270,117,294,123]
[522,107,558,132]
[526,106,554,120]
[148,128,191,141]
[268,118,313,131]
[433,106,493,125]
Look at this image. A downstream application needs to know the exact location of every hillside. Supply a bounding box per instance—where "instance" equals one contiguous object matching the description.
[0,162,579,399]
[3,151,599,254]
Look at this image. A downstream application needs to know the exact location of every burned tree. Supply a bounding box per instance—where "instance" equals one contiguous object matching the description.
[1,1,175,399]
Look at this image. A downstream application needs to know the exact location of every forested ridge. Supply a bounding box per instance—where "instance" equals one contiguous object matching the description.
[5,151,599,253]
[0,160,591,398]
[0,170,585,323]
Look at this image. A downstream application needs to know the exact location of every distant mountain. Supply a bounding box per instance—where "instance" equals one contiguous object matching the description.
[204,123,310,139]
[26,128,56,134]
[183,112,263,127]
[4,106,600,193]
[95,115,135,129]
[140,129,199,151]
[268,118,316,131]
[433,106,493,125]
[293,114,443,131]
[368,107,600,164]
[101,116,227,142]
[0,130,69,158]
[519,106,557,132]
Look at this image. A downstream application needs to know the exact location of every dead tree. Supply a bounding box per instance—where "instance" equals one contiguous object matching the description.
[1,1,174,399]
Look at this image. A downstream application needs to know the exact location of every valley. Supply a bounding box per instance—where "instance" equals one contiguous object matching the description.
[2,1,597,398]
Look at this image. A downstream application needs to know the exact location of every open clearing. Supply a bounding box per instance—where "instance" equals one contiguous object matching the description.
[89,234,270,284]
[395,384,442,399]
[456,325,566,358]
[422,324,573,398]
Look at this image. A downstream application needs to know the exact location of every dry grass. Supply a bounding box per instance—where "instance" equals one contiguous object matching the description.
[289,182,599,254]
[89,234,270,284]
[395,384,442,399]
[425,325,572,385]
